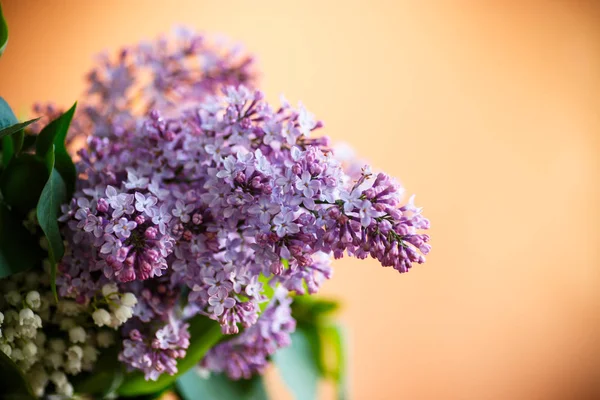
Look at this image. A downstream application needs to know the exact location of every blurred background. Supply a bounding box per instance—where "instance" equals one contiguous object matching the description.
[0,1,598,399]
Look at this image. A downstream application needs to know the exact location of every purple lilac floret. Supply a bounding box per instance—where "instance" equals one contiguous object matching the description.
[48,29,430,382]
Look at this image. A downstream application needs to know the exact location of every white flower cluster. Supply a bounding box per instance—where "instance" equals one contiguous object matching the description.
[0,272,117,398]
[91,283,138,329]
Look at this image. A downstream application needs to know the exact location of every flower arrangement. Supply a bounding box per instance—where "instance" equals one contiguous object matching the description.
[0,8,430,400]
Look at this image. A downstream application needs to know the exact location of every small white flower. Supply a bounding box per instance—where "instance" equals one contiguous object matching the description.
[68,327,87,343]
[11,348,24,361]
[48,339,66,353]
[5,290,21,306]
[102,283,118,297]
[44,352,63,369]
[59,318,76,331]
[0,311,4,325]
[65,358,82,374]
[34,331,46,347]
[96,331,114,348]
[29,366,48,397]
[121,293,138,307]
[19,308,35,326]
[59,300,82,317]
[113,305,133,324]
[22,341,37,358]
[57,382,74,397]
[0,343,11,357]
[50,371,67,388]
[3,327,15,342]
[92,309,112,327]
[25,291,41,310]
[82,345,98,364]
[66,345,83,361]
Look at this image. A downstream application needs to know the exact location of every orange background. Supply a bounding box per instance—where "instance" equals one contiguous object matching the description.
[1,1,599,399]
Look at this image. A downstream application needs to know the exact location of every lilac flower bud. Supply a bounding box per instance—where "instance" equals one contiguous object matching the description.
[172,223,184,236]
[97,198,109,213]
[163,131,176,141]
[291,163,302,175]
[145,227,158,239]
[129,329,143,341]
[192,213,203,225]
[135,215,146,225]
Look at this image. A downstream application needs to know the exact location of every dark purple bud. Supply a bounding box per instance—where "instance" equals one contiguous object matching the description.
[97,198,109,213]
[145,226,158,239]
[192,213,203,225]
[129,329,143,341]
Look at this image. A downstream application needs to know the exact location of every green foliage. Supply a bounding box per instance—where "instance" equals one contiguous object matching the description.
[177,371,268,400]
[274,296,348,400]
[320,324,348,400]
[35,102,77,197]
[73,345,123,398]
[273,326,321,400]
[0,2,7,57]
[258,272,275,313]
[0,97,17,129]
[0,204,43,278]
[118,316,223,397]
[36,169,67,300]
[0,350,36,400]
[0,118,40,140]
[0,153,49,214]
[0,99,77,297]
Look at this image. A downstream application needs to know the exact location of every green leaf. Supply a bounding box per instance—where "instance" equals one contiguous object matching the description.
[36,168,67,300]
[0,205,43,278]
[320,324,348,400]
[118,316,223,397]
[258,272,275,313]
[0,97,17,129]
[73,345,123,398]
[273,326,321,400]
[0,153,49,215]
[0,118,40,140]
[177,371,268,400]
[0,349,36,399]
[2,134,14,166]
[0,2,7,57]
[291,296,341,326]
[35,102,77,197]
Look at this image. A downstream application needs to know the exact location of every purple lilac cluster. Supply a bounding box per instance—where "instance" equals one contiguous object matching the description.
[49,29,430,382]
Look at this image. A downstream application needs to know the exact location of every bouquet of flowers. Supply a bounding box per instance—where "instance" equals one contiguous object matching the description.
[0,8,430,400]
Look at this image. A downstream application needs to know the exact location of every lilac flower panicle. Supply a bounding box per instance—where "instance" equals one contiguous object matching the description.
[21,28,430,390]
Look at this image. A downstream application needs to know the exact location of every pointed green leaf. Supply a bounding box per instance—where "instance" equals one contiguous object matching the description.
[0,349,36,399]
[0,97,17,129]
[0,205,43,278]
[2,134,14,166]
[0,118,40,140]
[320,324,348,400]
[36,169,67,300]
[0,2,7,57]
[0,153,49,215]
[118,316,222,397]
[274,327,321,400]
[35,102,77,197]
[177,371,268,400]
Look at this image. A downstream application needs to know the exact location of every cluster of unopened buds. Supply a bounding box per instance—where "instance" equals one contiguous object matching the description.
[0,271,134,397]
